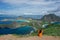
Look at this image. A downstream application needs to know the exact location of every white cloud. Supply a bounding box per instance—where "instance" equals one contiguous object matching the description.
[2,0,28,5]
[0,0,60,15]
[26,1,56,6]
[24,13,33,15]
[0,7,55,15]
[2,0,56,6]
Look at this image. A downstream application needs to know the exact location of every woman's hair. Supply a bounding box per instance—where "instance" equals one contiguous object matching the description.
[39,30,42,33]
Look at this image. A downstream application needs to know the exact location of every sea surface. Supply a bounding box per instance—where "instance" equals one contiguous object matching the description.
[0,26,34,35]
[0,21,13,24]
[0,21,34,35]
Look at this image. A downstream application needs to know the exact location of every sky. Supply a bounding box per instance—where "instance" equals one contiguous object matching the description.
[0,0,60,16]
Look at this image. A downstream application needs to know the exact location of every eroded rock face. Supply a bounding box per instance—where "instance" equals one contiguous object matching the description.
[41,14,60,22]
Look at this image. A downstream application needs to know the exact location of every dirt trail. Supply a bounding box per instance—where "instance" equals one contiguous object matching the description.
[0,34,60,40]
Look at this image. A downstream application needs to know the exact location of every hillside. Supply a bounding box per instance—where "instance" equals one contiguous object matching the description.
[44,24,60,36]
[41,14,60,22]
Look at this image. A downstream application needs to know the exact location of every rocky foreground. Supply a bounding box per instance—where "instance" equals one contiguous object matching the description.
[0,34,60,40]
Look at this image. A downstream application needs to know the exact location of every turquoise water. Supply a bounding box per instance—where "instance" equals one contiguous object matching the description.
[0,20,34,35]
[14,26,34,35]
[0,21,12,24]
[0,20,30,24]
[0,26,34,35]
[10,20,30,23]
[52,22,60,24]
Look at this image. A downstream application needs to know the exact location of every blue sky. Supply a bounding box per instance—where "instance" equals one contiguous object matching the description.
[0,0,60,15]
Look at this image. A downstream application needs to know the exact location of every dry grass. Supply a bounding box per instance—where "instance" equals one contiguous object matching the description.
[0,34,60,40]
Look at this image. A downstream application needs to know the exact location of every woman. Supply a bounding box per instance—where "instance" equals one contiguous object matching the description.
[38,29,43,38]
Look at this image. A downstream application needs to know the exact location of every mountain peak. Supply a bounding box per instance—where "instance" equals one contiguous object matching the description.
[41,14,60,22]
